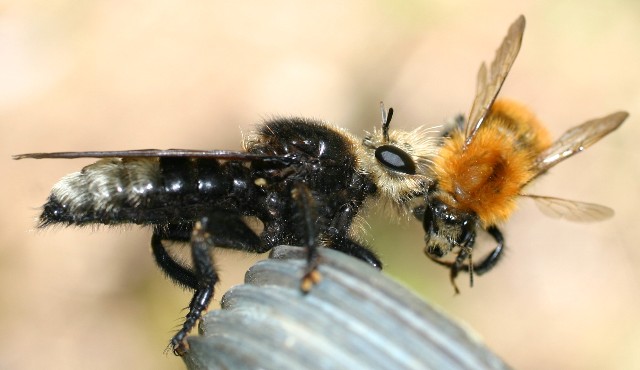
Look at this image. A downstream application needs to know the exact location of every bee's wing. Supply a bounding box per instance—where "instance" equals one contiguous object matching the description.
[464,15,526,147]
[524,194,614,222]
[532,111,628,175]
[13,149,286,162]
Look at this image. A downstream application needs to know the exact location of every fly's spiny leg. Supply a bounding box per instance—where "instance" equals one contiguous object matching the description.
[323,203,382,269]
[170,217,219,356]
[291,182,322,292]
[151,232,198,290]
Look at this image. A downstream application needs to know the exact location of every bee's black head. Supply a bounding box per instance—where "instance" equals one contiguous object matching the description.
[421,197,477,259]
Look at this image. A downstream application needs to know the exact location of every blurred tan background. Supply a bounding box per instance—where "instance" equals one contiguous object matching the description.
[1,1,639,369]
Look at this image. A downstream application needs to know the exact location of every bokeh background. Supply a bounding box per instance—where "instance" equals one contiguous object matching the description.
[2,1,639,369]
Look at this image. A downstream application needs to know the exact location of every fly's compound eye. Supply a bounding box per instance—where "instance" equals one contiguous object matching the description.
[374,145,416,175]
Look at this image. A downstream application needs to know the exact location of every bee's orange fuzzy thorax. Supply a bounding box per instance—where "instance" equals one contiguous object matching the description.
[434,100,552,226]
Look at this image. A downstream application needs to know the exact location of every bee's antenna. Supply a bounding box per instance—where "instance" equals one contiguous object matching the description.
[468,251,474,288]
[380,101,394,143]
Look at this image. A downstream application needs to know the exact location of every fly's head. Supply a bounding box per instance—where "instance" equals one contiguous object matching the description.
[359,105,438,209]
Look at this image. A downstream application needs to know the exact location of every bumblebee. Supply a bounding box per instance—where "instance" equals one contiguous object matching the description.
[14,106,436,354]
[417,15,628,293]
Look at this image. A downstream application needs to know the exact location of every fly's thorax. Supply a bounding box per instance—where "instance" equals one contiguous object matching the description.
[244,117,360,161]
[244,117,365,191]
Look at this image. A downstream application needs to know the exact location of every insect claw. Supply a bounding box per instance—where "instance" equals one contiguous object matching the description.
[172,339,189,356]
[450,275,461,295]
[301,267,322,292]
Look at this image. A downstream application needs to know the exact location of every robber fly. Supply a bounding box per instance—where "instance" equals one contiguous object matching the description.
[14,106,437,354]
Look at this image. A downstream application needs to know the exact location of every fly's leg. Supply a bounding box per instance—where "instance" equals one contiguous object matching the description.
[170,218,218,356]
[291,183,381,291]
[151,215,266,356]
[291,183,322,292]
[151,227,198,290]
[324,203,382,269]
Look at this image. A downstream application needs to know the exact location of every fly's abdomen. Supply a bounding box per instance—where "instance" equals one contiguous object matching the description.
[40,157,247,226]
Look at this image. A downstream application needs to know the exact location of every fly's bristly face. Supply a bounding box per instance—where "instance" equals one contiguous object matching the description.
[418,15,628,293]
[359,106,438,212]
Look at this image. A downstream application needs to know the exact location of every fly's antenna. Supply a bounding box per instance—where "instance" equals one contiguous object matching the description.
[380,101,394,143]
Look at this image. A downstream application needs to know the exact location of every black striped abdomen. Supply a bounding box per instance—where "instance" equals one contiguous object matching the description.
[40,157,254,226]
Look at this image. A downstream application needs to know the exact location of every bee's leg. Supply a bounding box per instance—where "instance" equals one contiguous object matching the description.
[324,203,382,269]
[424,254,460,293]
[291,183,323,292]
[469,226,505,275]
[448,248,471,295]
[424,240,473,294]
[435,227,504,292]
[432,226,503,293]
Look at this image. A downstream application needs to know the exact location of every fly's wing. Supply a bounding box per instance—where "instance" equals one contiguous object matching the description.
[464,15,526,147]
[13,149,291,163]
[524,194,614,222]
[532,111,628,176]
